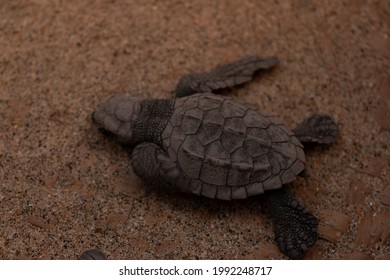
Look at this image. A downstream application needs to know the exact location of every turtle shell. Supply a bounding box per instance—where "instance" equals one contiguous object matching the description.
[161,93,306,200]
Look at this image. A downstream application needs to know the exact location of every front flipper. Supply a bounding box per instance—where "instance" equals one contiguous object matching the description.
[175,56,279,97]
[293,114,339,144]
[262,188,318,259]
[131,142,179,187]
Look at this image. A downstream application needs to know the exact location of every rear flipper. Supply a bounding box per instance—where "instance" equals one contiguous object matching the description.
[175,56,279,97]
[293,114,339,144]
[262,188,318,259]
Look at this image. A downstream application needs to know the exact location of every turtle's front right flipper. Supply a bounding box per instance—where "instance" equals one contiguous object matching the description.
[175,56,279,97]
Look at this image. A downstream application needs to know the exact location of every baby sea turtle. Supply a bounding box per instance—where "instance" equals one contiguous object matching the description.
[78,249,107,260]
[92,57,339,259]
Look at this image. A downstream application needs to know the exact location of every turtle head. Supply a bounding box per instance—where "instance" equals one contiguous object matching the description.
[92,95,141,144]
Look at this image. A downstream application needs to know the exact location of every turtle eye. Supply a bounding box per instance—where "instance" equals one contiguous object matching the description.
[98,127,116,138]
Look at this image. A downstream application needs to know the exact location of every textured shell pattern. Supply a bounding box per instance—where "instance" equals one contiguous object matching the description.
[161,93,306,200]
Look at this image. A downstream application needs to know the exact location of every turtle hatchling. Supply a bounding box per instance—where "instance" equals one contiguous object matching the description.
[92,57,339,259]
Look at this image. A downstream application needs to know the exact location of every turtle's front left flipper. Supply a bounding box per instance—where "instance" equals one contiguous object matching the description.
[131,142,179,188]
[175,56,279,97]
[262,188,318,259]
[293,114,339,145]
